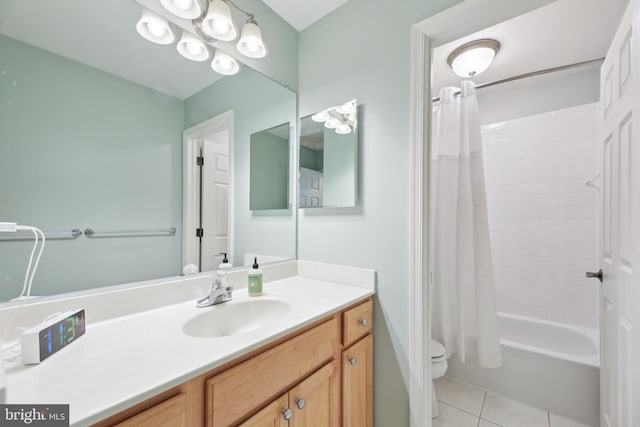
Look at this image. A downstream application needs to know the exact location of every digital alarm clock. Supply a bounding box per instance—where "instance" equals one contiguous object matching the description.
[21,309,85,364]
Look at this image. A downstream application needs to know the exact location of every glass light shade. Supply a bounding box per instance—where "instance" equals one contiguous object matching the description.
[312,111,329,122]
[448,39,500,78]
[211,50,240,75]
[136,9,175,45]
[336,101,356,115]
[201,0,238,41]
[324,117,341,129]
[236,21,267,58]
[177,32,209,61]
[335,123,352,135]
[160,0,203,19]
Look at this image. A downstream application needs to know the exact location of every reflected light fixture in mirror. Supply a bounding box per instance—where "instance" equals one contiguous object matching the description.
[160,0,204,19]
[447,39,500,77]
[211,49,240,75]
[136,0,269,76]
[177,31,210,61]
[312,99,357,135]
[136,9,175,45]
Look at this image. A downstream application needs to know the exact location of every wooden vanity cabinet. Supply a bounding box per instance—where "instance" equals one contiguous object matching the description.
[341,300,373,427]
[239,361,339,427]
[94,297,373,427]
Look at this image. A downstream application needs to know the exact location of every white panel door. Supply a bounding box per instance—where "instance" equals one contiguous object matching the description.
[201,132,230,271]
[299,167,323,208]
[598,1,640,426]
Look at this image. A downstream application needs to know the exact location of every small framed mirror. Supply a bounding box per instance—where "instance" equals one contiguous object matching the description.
[299,100,358,208]
[249,122,291,210]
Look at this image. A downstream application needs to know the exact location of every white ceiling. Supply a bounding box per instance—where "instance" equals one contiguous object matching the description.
[432,0,629,93]
[262,0,350,31]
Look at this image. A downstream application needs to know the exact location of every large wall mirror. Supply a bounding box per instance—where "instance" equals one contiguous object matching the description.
[0,0,297,302]
[299,100,358,208]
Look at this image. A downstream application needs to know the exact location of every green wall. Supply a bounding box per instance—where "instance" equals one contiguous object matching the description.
[299,146,323,171]
[0,34,184,301]
[297,0,464,424]
[250,130,289,210]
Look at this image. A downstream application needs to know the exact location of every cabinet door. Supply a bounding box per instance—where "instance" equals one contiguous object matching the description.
[289,361,339,427]
[238,394,289,427]
[343,334,373,427]
[113,393,187,427]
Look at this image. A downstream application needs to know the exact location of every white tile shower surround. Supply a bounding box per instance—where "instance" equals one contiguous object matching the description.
[434,376,594,427]
[481,103,599,329]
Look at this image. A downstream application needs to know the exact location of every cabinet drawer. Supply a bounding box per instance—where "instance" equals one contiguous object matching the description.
[113,393,187,427]
[206,318,338,427]
[343,300,372,347]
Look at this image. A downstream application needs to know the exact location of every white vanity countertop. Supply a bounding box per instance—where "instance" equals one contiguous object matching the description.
[2,265,375,426]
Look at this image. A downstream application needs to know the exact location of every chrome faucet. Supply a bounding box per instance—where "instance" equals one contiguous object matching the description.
[197,271,233,308]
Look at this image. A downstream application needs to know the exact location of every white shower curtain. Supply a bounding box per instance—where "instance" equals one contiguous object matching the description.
[431,81,502,368]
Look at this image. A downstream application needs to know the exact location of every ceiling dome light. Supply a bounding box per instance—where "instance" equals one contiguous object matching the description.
[201,0,238,41]
[447,39,500,78]
[312,111,329,122]
[160,0,204,20]
[136,9,175,45]
[177,31,209,61]
[335,123,352,135]
[211,50,240,75]
[324,117,341,129]
[236,19,267,58]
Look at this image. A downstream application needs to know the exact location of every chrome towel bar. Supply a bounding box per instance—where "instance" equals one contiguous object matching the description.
[84,228,176,238]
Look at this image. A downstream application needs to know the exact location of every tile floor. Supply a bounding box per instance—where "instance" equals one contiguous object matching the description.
[433,376,594,427]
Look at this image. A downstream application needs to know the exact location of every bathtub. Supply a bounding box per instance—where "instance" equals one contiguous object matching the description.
[447,312,600,426]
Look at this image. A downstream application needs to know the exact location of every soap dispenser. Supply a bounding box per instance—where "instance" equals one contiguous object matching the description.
[218,252,232,270]
[248,257,263,296]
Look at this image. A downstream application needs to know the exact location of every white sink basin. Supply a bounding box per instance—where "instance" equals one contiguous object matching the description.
[183,298,293,338]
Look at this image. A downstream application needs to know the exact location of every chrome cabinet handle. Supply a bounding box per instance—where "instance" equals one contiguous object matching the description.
[360,319,368,327]
[585,269,603,283]
[282,408,292,420]
[349,357,357,366]
[296,398,305,409]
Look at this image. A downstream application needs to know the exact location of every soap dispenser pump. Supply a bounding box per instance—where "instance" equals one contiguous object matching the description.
[248,257,263,296]
[218,252,232,270]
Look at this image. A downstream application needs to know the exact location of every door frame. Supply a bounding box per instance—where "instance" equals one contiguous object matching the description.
[408,1,556,424]
[182,110,234,270]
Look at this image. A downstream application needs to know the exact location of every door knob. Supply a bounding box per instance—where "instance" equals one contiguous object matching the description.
[585,269,603,283]
[296,398,305,409]
[349,357,357,366]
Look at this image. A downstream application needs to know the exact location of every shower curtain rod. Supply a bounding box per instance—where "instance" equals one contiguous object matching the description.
[431,57,605,102]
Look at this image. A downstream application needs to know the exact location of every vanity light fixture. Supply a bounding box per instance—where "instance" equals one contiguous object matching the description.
[136,9,175,45]
[447,39,500,78]
[311,99,357,135]
[211,49,240,75]
[200,0,238,41]
[137,0,268,76]
[236,18,267,58]
[177,31,210,61]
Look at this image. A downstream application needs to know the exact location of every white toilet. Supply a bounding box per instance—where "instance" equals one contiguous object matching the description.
[431,339,448,418]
